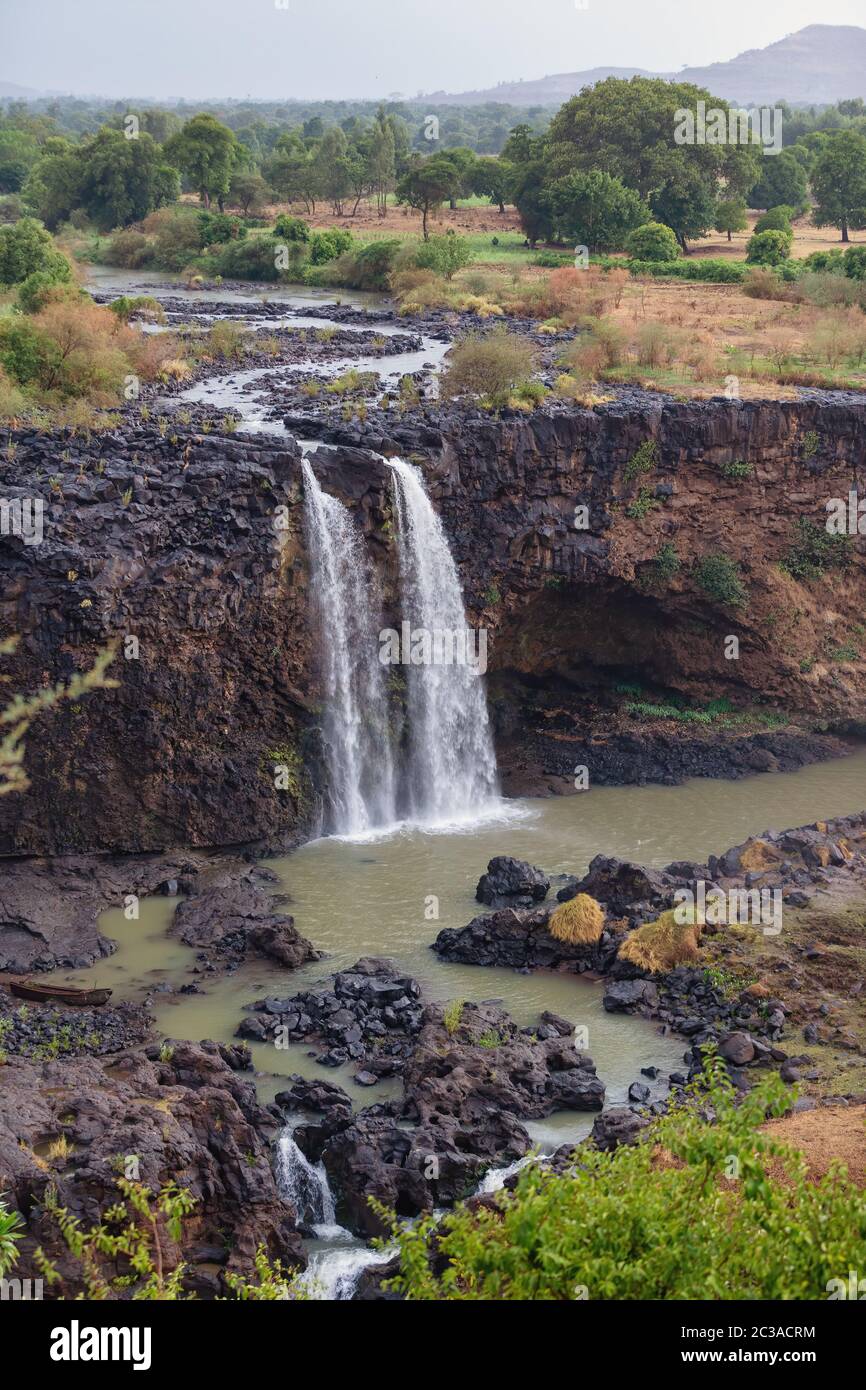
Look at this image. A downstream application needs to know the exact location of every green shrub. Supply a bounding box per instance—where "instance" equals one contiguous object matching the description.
[197,211,247,247]
[718,459,753,480]
[309,229,353,266]
[414,232,473,280]
[843,246,866,281]
[273,214,310,242]
[623,438,658,484]
[626,221,680,262]
[440,325,537,407]
[754,206,794,235]
[385,1059,866,1300]
[782,518,853,580]
[17,269,77,314]
[629,258,746,283]
[746,229,793,267]
[650,542,680,583]
[207,236,281,281]
[103,228,153,269]
[0,217,71,287]
[694,554,748,608]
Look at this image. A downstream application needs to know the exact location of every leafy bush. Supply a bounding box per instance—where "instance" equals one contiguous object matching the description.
[783,518,853,579]
[197,211,247,247]
[207,236,281,281]
[0,217,72,287]
[694,554,748,608]
[629,257,747,283]
[754,206,794,234]
[386,1060,866,1300]
[843,246,866,281]
[17,270,79,314]
[626,221,680,262]
[309,229,353,266]
[414,232,473,280]
[103,228,153,269]
[624,438,658,484]
[746,229,793,267]
[273,214,310,242]
[146,207,202,272]
[440,325,537,406]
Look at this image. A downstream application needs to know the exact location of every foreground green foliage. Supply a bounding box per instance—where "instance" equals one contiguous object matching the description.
[385,1060,866,1300]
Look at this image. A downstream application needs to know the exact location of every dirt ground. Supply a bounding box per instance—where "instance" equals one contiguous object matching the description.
[762,1104,866,1185]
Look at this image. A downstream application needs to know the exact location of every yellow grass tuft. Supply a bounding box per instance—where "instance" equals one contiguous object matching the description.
[548,893,605,945]
[618,907,704,973]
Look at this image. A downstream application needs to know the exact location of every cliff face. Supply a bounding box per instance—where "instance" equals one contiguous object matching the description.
[1,396,864,856]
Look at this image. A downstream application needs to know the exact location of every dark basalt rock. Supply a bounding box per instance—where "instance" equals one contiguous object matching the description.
[591,1106,653,1151]
[475,855,550,908]
[0,1040,305,1294]
[244,957,424,1082]
[171,874,319,972]
[279,999,605,1237]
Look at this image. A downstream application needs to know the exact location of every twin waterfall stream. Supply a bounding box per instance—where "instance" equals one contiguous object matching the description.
[302,457,499,837]
[293,457,503,1296]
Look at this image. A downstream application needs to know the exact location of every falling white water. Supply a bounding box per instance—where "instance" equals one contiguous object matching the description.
[302,461,396,835]
[276,1127,337,1230]
[277,1122,395,1300]
[389,458,499,824]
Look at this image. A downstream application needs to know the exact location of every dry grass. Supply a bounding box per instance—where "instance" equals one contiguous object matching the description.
[618,907,704,973]
[548,893,605,945]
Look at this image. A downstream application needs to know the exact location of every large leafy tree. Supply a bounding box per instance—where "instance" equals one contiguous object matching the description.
[549,170,648,251]
[749,147,809,213]
[164,114,238,211]
[472,156,513,214]
[0,128,40,193]
[811,130,866,242]
[544,77,761,250]
[21,138,83,229]
[77,129,179,230]
[0,216,71,286]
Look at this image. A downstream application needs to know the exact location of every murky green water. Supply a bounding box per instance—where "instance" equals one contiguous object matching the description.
[61,748,866,1140]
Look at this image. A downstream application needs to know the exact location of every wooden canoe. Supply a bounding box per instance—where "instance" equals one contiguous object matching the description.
[9,981,112,1007]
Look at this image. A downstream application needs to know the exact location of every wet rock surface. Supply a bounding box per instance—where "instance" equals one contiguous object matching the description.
[0,1040,305,1295]
[475,854,550,908]
[171,871,319,972]
[278,997,604,1236]
[242,957,424,1081]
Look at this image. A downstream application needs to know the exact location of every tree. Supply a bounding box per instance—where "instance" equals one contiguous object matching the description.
[811,130,866,242]
[627,220,681,260]
[714,197,748,242]
[749,147,809,213]
[549,170,648,252]
[164,114,237,211]
[21,138,83,230]
[77,129,178,230]
[472,156,513,214]
[397,154,460,240]
[228,170,269,216]
[439,146,477,209]
[0,128,40,193]
[0,217,71,287]
[314,126,353,215]
[545,77,761,250]
[265,134,319,212]
[369,107,397,216]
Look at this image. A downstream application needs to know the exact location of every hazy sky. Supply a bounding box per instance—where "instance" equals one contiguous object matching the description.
[3,0,865,101]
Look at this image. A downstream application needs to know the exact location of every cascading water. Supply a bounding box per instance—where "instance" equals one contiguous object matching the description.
[302,461,396,835]
[276,1122,394,1300]
[388,458,499,824]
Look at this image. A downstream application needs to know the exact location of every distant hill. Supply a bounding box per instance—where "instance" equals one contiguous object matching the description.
[428,25,866,108]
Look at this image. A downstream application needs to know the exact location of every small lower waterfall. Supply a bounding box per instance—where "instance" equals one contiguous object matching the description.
[388,459,499,824]
[276,1124,393,1300]
[302,461,396,835]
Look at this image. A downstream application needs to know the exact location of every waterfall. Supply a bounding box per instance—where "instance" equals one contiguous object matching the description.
[276,1127,336,1231]
[277,1122,394,1300]
[302,461,396,835]
[388,459,499,824]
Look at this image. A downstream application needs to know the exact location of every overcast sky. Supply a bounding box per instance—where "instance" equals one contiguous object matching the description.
[3,0,865,101]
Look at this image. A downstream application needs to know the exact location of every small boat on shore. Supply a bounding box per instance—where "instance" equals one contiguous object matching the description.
[8,980,112,1008]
